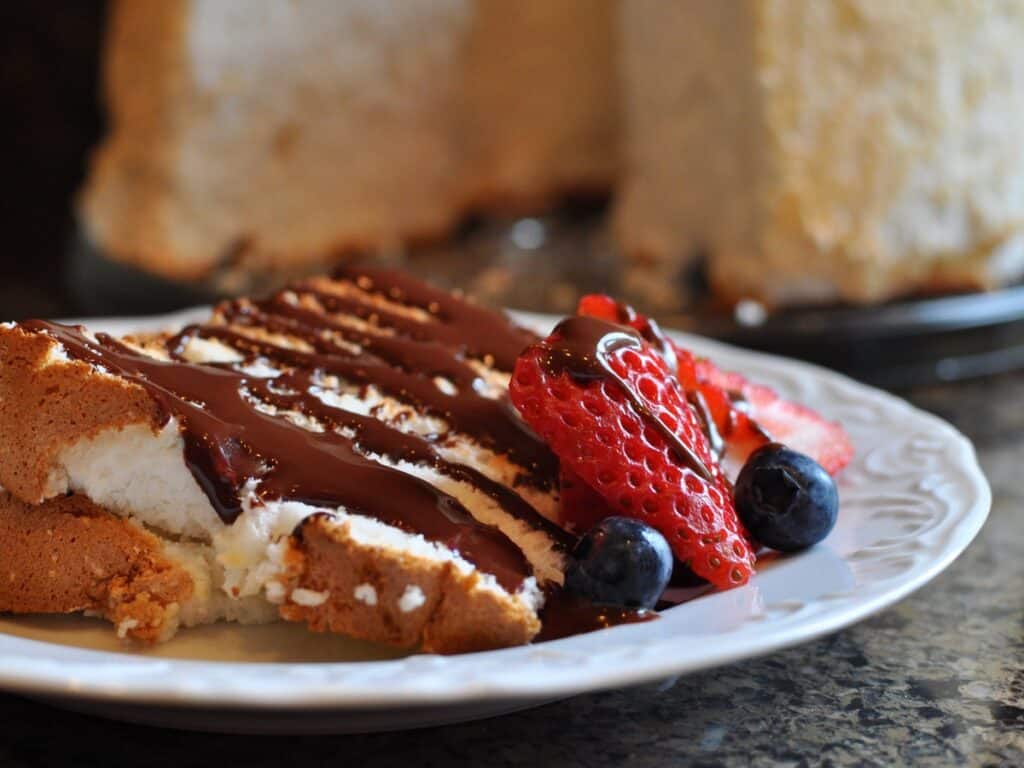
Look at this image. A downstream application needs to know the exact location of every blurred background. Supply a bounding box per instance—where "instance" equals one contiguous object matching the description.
[5,0,1024,387]
[1,2,104,318]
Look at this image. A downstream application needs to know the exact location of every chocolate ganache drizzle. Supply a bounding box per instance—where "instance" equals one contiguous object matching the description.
[206,300,556,484]
[538,316,713,482]
[22,269,571,593]
[536,590,657,642]
[601,298,759,459]
[604,298,679,375]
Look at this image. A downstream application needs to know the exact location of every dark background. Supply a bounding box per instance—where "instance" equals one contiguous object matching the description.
[1,2,105,319]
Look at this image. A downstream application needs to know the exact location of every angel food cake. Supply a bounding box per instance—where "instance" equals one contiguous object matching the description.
[81,0,1024,308]
[614,0,1024,306]
[0,269,852,652]
[82,0,616,282]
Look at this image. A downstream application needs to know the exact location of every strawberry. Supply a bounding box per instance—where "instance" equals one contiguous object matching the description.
[558,466,615,535]
[576,295,853,477]
[510,322,756,588]
[694,359,854,476]
[576,294,624,324]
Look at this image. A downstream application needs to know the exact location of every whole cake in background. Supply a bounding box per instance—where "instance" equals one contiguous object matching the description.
[79,0,1024,308]
[615,0,1024,306]
[80,0,617,284]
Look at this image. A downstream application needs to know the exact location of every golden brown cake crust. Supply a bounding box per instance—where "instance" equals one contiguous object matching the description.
[0,325,160,504]
[278,515,540,655]
[0,491,192,642]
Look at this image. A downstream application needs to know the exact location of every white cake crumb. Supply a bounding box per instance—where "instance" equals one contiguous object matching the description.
[399,584,426,613]
[179,336,244,364]
[353,583,378,606]
[240,359,283,378]
[290,588,329,607]
[264,581,286,603]
[433,376,457,395]
[116,618,140,639]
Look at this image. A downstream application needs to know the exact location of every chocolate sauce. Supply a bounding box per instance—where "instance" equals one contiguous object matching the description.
[536,590,657,642]
[609,299,679,374]
[23,292,552,592]
[601,300,768,463]
[657,566,715,609]
[540,316,642,382]
[211,299,557,485]
[191,323,557,488]
[538,316,713,482]
[725,390,774,442]
[244,366,570,547]
[687,390,725,459]
[328,267,538,371]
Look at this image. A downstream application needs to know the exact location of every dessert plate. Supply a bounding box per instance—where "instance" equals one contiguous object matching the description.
[0,309,990,734]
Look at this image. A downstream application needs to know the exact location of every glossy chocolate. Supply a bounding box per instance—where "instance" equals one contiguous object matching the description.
[726,390,774,442]
[538,316,713,482]
[212,298,557,487]
[609,299,769,458]
[687,390,726,459]
[328,266,538,372]
[536,590,658,642]
[609,298,680,374]
[22,268,564,592]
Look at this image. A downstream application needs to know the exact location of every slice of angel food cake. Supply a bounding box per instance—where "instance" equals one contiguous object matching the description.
[0,268,852,653]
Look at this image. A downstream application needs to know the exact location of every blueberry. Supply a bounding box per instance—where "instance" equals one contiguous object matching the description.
[735,443,838,552]
[565,517,673,609]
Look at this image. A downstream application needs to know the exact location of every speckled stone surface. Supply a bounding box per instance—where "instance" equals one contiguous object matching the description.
[0,359,1019,767]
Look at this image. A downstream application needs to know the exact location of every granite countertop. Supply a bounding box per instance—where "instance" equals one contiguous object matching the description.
[0,268,1022,767]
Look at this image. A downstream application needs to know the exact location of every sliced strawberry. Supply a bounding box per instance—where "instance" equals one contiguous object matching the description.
[510,323,756,588]
[687,357,771,467]
[576,294,853,477]
[558,466,615,535]
[576,294,623,324]
[576,294,670,361]
[673,344,699,391]
[695,359,854,476]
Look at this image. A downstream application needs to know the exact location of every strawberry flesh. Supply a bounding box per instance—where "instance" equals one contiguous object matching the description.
[510,318,756,588]
[577,295,853,477]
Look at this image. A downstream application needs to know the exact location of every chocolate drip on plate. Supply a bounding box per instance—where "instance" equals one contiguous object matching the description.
[536,590,657,642]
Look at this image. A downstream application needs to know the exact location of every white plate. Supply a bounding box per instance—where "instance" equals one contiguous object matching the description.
[0,309,990,734]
